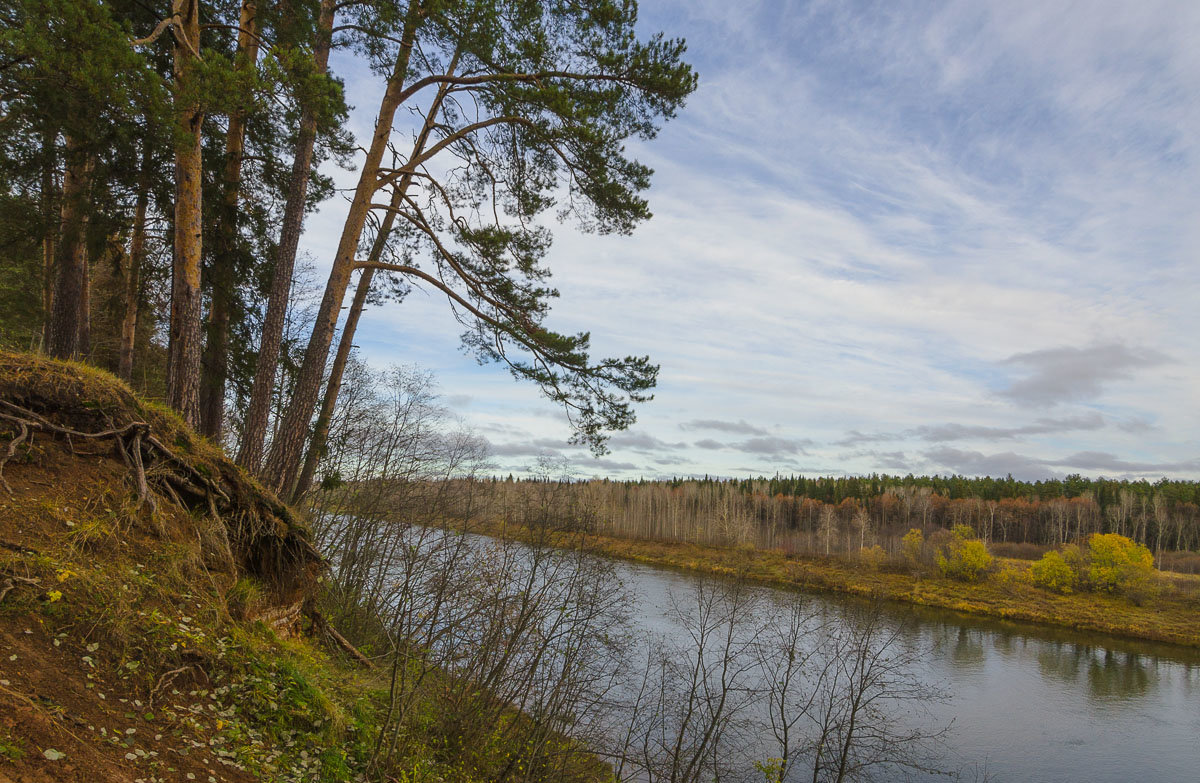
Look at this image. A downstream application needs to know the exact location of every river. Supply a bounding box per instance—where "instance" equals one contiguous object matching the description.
[609,553,1200,782]
[347,518,1200,782]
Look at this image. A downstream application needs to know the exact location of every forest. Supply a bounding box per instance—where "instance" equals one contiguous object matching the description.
[472,473,1200,565]
[0,0,694,501]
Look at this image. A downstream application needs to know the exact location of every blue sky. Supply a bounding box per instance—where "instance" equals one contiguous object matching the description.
[297,0,1200,481]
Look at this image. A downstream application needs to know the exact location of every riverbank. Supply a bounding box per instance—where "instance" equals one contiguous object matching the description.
[0,354,607,782]
[470,519,1200,649]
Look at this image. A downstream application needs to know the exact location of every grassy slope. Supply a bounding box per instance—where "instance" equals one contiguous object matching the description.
[0,383,375,781]
[0,354,592,783]
[472,519,1200,649]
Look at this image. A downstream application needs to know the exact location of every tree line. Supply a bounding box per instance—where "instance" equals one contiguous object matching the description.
[0,0,696,501]
[474,476,1200,562]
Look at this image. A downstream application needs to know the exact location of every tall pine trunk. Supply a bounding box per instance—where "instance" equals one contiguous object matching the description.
[261,3,424,497]
[40,131,57,352]
[200,0,260,439]
[237,0,335,471]
[48,138,94,360]
[293,78,449,497]
[293,265,373,497]
[118,139,153,381]
[166,0,204,427]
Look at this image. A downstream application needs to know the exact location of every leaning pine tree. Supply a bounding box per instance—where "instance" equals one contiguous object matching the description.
[255,0,697,499]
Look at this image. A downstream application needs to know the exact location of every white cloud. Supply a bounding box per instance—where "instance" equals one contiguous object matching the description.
[295,1,1200,480]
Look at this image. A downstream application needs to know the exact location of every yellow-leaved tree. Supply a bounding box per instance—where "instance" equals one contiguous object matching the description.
[936,525,993,582]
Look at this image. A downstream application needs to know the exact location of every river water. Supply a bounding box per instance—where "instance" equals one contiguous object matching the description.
[362,520,1200,782]
[610,554,1200,782]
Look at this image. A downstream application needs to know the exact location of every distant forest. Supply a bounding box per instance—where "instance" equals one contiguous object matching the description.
[479,473,1200,560]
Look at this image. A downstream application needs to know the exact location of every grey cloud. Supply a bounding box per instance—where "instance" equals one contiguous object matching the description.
[477,422,529,436]
[607,432,688,453]
[732,436,812,456]
[485,437,584,458]
[911,413,1105,442]
[835,413,1105,448]
[922,446,1060,481]
[998,344,1171,407]
[834,430,900,446]
[1115,416,1155,434]
[445,394,473,408]
[693,436,813,456]
[488,443,562,458]
[572,458,640,472]
[924,445,1200,480]
[679,419,770,436]
[1050,451,1200,475]
[842,450,912,470]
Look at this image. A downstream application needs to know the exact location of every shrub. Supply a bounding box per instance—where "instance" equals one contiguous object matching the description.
[1086,533,1154,593]
[1031,550,1076,594]
[901,528,924,568]
[936,526,993,582]
[994,564,1033,596]
[858,545,887,570]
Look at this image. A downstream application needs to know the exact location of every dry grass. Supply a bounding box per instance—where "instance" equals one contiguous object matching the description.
[472,519,1200,649]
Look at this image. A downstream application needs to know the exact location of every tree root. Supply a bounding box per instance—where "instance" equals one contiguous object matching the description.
[0,401,229,520]
[0,573,40,604]
[0,418,28,495]
[149,665,194,707]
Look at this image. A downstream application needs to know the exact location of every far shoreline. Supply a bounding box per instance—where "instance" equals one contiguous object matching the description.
[462,517,1200,651]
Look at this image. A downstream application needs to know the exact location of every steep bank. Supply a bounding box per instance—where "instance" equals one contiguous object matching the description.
[0,353,361,782]
[0,353,610,783]
[471,519,1200,648]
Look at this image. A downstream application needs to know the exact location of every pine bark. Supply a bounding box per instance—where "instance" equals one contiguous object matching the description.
[166,0,204,427]
[47,139,94,360]
[200,0,260,440]
[40,132,57,352]
[293,77,449,497]
[261,3,424,497]
[118,142,153,381]
[237,0,335,471]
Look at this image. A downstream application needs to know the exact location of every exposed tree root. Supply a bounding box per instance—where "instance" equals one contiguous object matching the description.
[0,400,231,522]
[0,353,325,611]
[0,417,27,494]
[0,573,41,604]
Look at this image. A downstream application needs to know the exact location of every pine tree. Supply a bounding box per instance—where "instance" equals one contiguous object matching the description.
[261,0,697,499]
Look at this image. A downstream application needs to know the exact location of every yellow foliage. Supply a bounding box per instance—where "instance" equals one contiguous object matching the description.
[858,545,887,570]
[1087,533,1154,593]
[1031,550,1076,594]
[901,528,924,567]
[937,537,993,582]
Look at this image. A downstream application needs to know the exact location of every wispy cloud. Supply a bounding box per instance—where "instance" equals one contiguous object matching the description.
[679,419,771,436]
[315,1,1200,481]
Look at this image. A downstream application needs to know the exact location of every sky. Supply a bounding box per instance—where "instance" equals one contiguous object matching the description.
[296,0,1200,482]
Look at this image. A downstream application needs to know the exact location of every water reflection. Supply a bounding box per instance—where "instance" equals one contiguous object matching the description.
[417,529,1200,782]
[616,553,1200,782]
[1086,650,1152,703]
